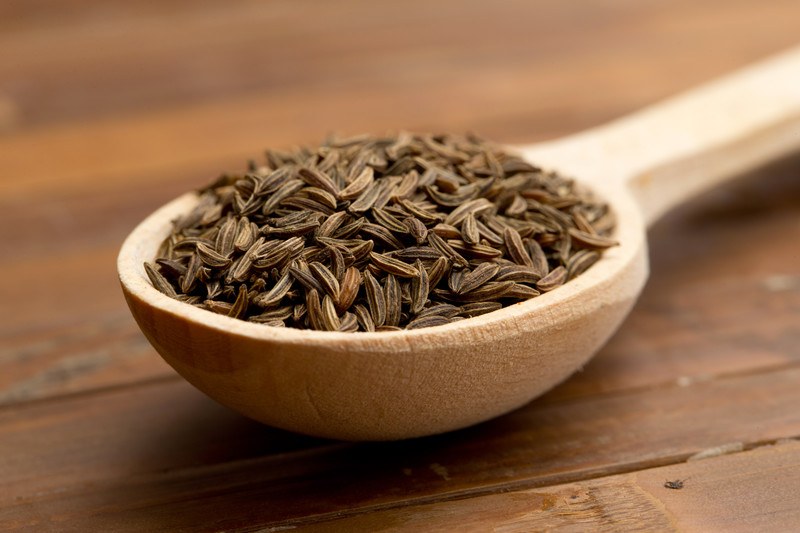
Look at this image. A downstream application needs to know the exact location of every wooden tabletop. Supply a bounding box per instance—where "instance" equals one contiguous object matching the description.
[2,1,800,531]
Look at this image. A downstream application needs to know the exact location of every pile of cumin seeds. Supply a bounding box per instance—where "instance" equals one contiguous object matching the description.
[145,133,616,332]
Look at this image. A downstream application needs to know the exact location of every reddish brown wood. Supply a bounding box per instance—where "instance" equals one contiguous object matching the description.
[303,440,800,532]
[2,367,800,530]
[2,0,800,530]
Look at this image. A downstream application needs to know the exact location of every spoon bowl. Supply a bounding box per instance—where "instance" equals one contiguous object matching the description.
[119,46,800,440]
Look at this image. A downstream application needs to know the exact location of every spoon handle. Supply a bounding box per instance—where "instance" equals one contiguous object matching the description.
[521,45,800,226]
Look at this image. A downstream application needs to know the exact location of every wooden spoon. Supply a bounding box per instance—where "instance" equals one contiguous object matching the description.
[119,47,800,441]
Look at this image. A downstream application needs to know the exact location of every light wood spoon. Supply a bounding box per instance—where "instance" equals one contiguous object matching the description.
[119,46,800,440]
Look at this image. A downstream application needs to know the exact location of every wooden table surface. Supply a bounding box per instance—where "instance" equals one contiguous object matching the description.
[2,1,800,531]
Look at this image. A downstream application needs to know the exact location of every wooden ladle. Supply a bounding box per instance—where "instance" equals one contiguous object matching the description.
[119,47,800,440]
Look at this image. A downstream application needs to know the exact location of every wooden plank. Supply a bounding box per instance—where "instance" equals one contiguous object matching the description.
[1,366,800,530]
[302,439,800,532]
[2,0,798,133]
[2,152,798,406]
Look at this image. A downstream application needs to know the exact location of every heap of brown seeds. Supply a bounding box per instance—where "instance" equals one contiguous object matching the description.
[145,133,616,332]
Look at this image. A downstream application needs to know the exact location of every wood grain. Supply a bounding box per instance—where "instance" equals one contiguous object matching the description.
[2,365,800,530]
[2,0,800,529]
[304,439,800,532]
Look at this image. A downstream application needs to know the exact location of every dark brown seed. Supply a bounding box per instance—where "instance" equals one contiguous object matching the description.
[196,242,232,268]
[320,295,341,331]
[461,213,480,245]
[144,262,177,297]
[568,228,619,249]
[298,166,339,197]
[407,315,451,330]
[181,254,202,293]
[567,249,601,278]
[398,198,442,224]
[228,285,249,319]
[384,274,401,327]
[361,224,405,250]
[288,261,324,292]
[306,289,324,330]
[215,216,238,256]
[328,245,346,279]
[338,166,374,200]
[504,283,541,300]
[369,252,420,278]
[448,268,465,293]
[338,311,359,332]
[233,217,257,251]
[296,186,339,210]
[253,271,293,307]
[431,223,462,239]
[392,246,443,261]
[249,306,293,322]
[348,182,382,214]
[204,299,233,315]
[495,264,542,284]
[444,198,493,226]
[458,301,503,317]
[316,210,350,239]
[410,260,429,314]
[416,303,460,319]
[261,179,304,215]
[448,240,503,260]
[537,266,568,292]
[426,257,450,288]
[391,170,419,200]
[435,281,515,302]
[372,208,410,234]
[458,262,500,294]
[503,227,533,267]
[363,270,386,327]
[428,232,469,268]
[337,267,361,312]
[404,217,428,244]
[353,304,375,332]
[526,239,550,278]
[309,261,340,300]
